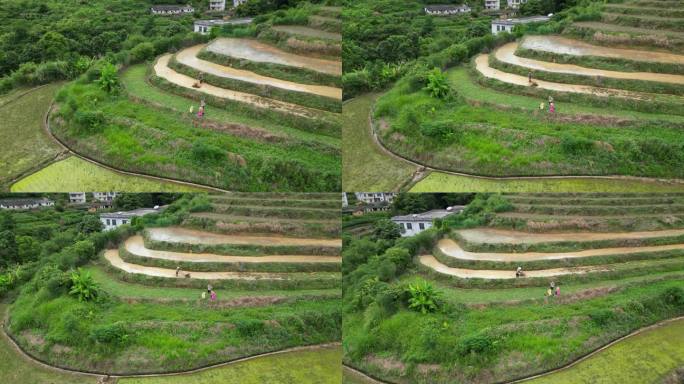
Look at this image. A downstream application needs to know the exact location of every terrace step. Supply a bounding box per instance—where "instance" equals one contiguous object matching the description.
[511,203,684,215]
[207,195,340,209]
[419,255,609,279]
[456,228,684,246]
[204,37,341,76]
[126,235,340,264]
[504,195,684,206]
[146,227,342,248]
[271,25,341,42]
[436,238,684,262]
[210,203,339,220]
[106,249,337,280]
[174,44,341,100]
[497,42,684,85]
[153,54,328,119]
[476,53,684,103]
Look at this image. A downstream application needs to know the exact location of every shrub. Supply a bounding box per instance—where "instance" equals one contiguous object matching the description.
[560,135,594,155]
[97,62,119,93]
[424,68,450,99]
[589,309,615,326]
[458,333,498,356]
[91,322,129,346]
[407,279,440,314]
[235,318,265,337]
[68,268,99,302]
[419,121,457,143]
[130,42,156,63]
[661,286,684,307]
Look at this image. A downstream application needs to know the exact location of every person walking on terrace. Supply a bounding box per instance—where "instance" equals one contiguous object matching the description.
[549,102,555,114]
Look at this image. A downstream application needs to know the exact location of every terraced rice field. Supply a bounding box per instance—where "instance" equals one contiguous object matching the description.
[104,193,341,288]
[49,6,342,192]
[4,192,342,376]
[421,193,684,286]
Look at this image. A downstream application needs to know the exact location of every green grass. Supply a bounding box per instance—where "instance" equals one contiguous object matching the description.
[9,287,341,374]
[525,318,684,384]
[0,84,64,189]
[342,94,417,191]
[0,305,96,384]
[120,346,342,384]
[11,156,205,192]
[411,172,684,192]
[405,271,684,304]
[344,277,684,383]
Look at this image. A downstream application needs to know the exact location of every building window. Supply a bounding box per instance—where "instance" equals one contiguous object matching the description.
[419,223,425,230]
[407,223,413,230]
[122,220,128,224]
[106,219,110,225]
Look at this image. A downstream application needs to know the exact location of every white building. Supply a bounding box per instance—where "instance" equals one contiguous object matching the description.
[233,0,248,8]
[69,192,87,204]
[100,207,161,231]
[507,0,528,8]
[391,207,464,237]
[0,198,54,210]
[492,15,550,34]
[150,5,195,16]
[424,4,471,15]
[485,0,500,10]
[342,193,349,208]
[354,192,396,205]
[194,18,252,34]
[93,192,118,203]
[209,0,226,11]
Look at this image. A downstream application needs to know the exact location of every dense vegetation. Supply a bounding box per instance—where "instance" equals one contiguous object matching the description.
[0,0,215,93]
[343,0,502,98]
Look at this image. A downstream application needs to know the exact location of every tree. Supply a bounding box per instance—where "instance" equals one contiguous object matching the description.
[97,61,119,93]
[16,236,40,263]
[0,212,15,232]
[372,219,402,241]
[69,268,99,302]
[0,230,18,268]
[77,215,104,235]
[130,42,155,63]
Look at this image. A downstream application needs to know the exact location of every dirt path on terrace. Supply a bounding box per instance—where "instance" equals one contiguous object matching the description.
[497,42,684,84]
[146,227,342,247]
[419,255,608,279]
[573,21,684,38]
[456,228,684,244]
[271,25,341,41]
[475,54,683,101]
[206,38,341,75]
[521,35,684,64]
[177,45,341,99]
[154,55,314,118]
[437,238,684,262]
[125,235,340,263]
[189,212,338,224]
[106,249,298,280]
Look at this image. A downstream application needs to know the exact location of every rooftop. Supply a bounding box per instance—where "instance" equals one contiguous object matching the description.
[493,15,551,25]
[392,207,465,222]
[0,197,52,205]
[425,4,471,11]
[195,18,253,26]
